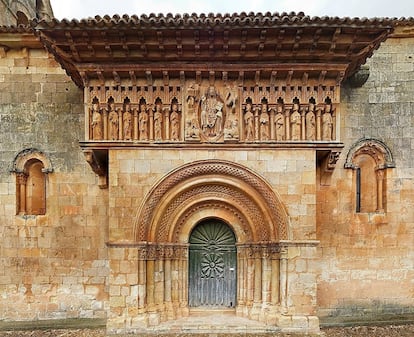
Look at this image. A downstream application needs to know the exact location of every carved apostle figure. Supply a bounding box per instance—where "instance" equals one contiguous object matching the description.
[290,102,301,141]
[170,102,180,141]
[223,87,239,140]
[305,103,316,141]
[108,101,119,140]
[139,103,149,140]
[200,86,224,138]
[244,102,254,141]
[123,101,133,140]
[260,103,270,141]
[322,103,334,141]
[185,84,201,140]
[185,94,200,139]
[154,102,163,141]
[90,102,103,140]
[275,104,285,141]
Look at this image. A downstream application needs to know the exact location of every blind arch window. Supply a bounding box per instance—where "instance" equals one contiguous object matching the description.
[11,149,53,216]
[345,138,395,213]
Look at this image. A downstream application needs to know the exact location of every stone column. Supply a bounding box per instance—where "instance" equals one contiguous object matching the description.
[180,246,189,316]
[271,247,280,305]
[285,108,290,140]
[146,245,158,325]
[252,246,262,320]
[269,108,275,140]
[164,107,170,140]
[246,247,254,310]
[236,246,245,316]
[16,173,28,214]
[118,108,123,140]
[149,108,154,141]
[164,252,173,319]
[261,247,271,304]
[376,169,385,212]
[103,109,108,139]
[279,247,288,314]
[154,246,165,320]
[254,106,260,141]
[133,108,139,140]
[301,107,306,141]
[316,108,322,141]
[171,255,179,319]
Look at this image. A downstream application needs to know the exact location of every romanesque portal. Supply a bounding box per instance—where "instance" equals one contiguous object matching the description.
[106,159,291,330]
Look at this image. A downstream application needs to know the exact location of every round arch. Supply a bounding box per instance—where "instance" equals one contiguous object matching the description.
[344,138,395,169]
[133,159,289,243]
[11,148,53,174]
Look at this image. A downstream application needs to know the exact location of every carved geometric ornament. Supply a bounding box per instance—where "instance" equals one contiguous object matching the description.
[344,138,395,170]
[133,160,289,243]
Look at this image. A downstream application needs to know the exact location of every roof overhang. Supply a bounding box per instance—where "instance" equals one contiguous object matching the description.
[34,12,394,87]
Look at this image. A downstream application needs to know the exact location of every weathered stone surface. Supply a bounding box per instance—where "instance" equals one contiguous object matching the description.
[0,7,413,337]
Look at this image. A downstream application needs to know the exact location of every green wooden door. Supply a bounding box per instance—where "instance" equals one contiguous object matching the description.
[189,219,237,308]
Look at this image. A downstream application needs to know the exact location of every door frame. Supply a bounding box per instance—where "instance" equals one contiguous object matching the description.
[188,218,237,308]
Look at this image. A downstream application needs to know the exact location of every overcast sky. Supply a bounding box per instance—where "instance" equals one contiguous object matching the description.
[50,0,414,20]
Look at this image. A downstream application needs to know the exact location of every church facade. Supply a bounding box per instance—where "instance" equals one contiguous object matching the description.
[0,1,413,335]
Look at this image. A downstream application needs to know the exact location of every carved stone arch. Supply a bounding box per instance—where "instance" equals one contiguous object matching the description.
[171,200,251,243]
[134,160,289,243]
[344,138,395,169]
[11,148,53,174]
[11,148,52,216]
[345,138,395,213]
[156,188,258,243]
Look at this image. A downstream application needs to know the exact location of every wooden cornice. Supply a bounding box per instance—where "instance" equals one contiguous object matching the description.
[33,12,394,87]
[74,62,347,87]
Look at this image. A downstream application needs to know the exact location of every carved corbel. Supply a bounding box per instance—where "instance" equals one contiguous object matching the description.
[318,150,341,186]
[0,46,9,58]
[345,65,370,88]
[83,149,108,189]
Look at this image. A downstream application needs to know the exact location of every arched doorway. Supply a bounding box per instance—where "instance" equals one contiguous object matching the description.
[188,219,237,308]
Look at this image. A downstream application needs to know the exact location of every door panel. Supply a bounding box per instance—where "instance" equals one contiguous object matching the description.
[189,220,236,308]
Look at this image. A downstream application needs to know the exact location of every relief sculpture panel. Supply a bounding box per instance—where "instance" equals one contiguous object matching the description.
[86,82,337,144]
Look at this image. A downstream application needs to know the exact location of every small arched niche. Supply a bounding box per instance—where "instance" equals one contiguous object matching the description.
[345,138,395,213]
[11,148,53,215]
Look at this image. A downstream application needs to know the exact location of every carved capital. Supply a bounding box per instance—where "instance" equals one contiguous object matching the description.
[16,172,28,185]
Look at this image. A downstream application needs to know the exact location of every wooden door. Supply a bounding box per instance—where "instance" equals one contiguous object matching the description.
[189,219,237,308]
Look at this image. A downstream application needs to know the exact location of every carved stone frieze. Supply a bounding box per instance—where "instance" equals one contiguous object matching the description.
[136,243,188,260]
[85,82,338,144]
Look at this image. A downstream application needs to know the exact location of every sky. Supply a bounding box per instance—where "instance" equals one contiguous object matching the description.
[50,0,414,20]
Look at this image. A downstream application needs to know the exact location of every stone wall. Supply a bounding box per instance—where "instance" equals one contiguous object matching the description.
[106,148,319,333]
[316,33,414,323]
[0,47,109,320]
[108,148,316,243]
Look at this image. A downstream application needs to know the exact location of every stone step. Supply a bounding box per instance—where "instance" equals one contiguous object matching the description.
[106,311,323,336]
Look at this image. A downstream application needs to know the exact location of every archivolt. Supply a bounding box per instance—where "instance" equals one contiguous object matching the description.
[133,160,289,243]
[11,148,53,174]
